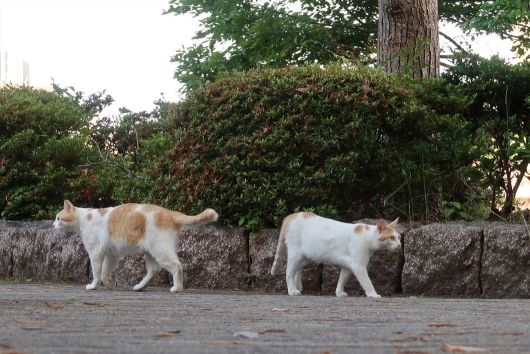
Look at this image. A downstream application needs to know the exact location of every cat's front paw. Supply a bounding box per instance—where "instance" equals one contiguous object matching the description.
[170,284,183,293]
[336,292,348,298]
[103,277,115,289]
[288,290,301,296]
[133,284,145,291]
[86,283,98,290]
[366,293,381,298]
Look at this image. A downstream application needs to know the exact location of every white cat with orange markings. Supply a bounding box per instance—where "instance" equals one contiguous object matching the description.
[53,200,218,292]
[271,212,400,297]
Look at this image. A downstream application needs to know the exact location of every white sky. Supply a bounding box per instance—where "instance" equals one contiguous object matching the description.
[440,22,517,63]
[0,0,199,116]
[0,0,517,117]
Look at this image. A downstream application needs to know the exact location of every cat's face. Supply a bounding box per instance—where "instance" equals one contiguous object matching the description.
[53,200,77,231]
[377,218,401,251]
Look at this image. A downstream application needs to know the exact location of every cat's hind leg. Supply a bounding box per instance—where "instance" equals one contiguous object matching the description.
[286,252,304,296]
[295,258,311,293]
[133,254,162,291]
[335,268,351,297]
[148,233,183,293]
[153,251,183,293]
[86,252,104,290]
[101,255,119,289]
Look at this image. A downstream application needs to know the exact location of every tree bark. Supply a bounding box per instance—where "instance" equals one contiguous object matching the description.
[377,0,439,79]
[378,0,443,222]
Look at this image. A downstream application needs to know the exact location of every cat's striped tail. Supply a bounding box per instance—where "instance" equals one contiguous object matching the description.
[171,208,218,228]
[270,223,288,276]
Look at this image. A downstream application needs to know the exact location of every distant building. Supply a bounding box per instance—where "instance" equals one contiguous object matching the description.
[0,51,29,86]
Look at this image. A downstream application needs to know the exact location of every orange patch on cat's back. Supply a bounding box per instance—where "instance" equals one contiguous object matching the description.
[155,211,178,230]
[142,204,160,213]
[98,208,110,217]
[282,213,298,226]
[281,212,316,237]
[87,213,93,221]
[156,210,179,230]
[354,224,364,233]
[280,213,299,235]
[108,204,146,245]
[140,204,178,230]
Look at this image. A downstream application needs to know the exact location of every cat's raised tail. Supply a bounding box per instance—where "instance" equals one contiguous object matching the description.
[170,208,219,228]
[270,217,289,276]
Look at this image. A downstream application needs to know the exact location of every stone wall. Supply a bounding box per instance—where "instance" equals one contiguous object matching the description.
[1,220,530,298]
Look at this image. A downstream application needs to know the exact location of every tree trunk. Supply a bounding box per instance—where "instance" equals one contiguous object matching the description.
[377,0,439,78]
[378,0,443,222]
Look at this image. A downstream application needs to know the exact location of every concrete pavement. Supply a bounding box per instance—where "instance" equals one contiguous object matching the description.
[1,281,530,354]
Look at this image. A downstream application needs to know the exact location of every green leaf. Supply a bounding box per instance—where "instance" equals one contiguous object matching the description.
[444,208,455,218]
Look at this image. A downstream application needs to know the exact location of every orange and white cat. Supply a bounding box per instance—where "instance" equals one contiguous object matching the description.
[53,200,218,292]
[271,212,401,297]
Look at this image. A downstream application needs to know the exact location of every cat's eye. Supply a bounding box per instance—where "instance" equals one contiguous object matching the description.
[390,236,395,241]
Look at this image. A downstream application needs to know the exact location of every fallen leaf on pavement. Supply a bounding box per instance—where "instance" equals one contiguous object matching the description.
[271,308,288,312]
[440,344,486,353]
[20,326,41,330]
[428,323,465,327]
[491,332,523,335]
[31,310,41,314]
[13,319,43,325]
[103,330,115,334]
[44,301,63,309]
[154,332,174,337]
[258,328,285,334]
[83,302,109,307]
[420,332,472,337]
[0,343,14,349]
[383,335,426,342]
[420,332,472,336]
[394,349,432,354]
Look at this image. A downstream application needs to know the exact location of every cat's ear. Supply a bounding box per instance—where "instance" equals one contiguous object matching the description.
[64,200,75,214]
[377,219,386,233]
[388,218,399,228]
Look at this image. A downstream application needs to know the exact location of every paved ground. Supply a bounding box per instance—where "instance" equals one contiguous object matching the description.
[1,282,530,354]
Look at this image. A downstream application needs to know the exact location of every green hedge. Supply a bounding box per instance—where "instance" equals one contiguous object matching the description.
[443,55,530,217]
[162,63,477,230]
[0,85,88,219]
